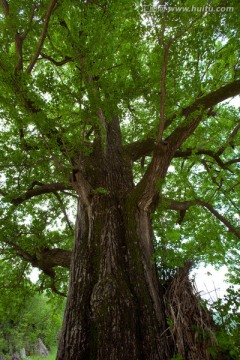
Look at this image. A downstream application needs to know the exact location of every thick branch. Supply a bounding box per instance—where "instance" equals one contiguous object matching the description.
[175,147,239,172]
[123,136,155,161]
[133,113,204,211]
[132,142,171,211]
[4,239,71,270]
[34,248,71,269]
[165,80,240,132]
[125,82,240,163]
[1,183,73,205]
[168,79,240,151]
[166,198,240,239]
[130,80,240,210]
[4,241,71,296]
[175,148,227,169]
[27,0,58,73]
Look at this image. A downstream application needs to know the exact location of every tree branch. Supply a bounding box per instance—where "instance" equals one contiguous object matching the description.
[27,0,58,73]
[0,0,24,73]
[86,76,107,149]
[156,13,203,143]
[166,79,240,150]
[158,43,170,143]
[40,52,72,66]
[199,200,240,238]
[4,240,70,296]
[124,137,155,161]
[175,148,229,170]
[0,0,9,16]
[49,273,67,297]
[131,142,171,211]
[225,158,240,166]
[166,198,240,239]
[35,248,71,269]
[4,236,72,270]
[0,183,73,205]
[14,32,23,73]
[124,81,240,163]
[217,123,240,156]
[129,80,240,210]
[164,80,240,131]
[53,192,74,232]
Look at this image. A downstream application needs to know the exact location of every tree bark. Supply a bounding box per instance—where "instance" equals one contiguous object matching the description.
[57,196,171,360]
[57,118,172,359]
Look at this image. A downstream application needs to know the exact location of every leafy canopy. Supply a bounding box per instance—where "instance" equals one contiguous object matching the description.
[0,0,239,297]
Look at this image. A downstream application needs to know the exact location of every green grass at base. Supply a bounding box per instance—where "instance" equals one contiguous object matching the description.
[28,346,57,360]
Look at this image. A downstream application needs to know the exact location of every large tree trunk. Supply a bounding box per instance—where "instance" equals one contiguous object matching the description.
[57,116,172,360]
[57,197,171,360]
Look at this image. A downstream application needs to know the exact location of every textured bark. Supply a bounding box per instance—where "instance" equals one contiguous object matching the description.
[57,116,172,360]
[57,196,171,360]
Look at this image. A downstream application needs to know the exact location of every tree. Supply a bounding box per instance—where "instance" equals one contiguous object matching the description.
[0,0,239,359]
[0,291,63,357]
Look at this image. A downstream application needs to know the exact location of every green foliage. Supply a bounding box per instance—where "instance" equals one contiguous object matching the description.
[208,287,240,359]
[0,293,64,356]
[0,0,239,355]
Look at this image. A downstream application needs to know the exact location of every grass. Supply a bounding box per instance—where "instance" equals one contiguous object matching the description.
[28,347,57,360]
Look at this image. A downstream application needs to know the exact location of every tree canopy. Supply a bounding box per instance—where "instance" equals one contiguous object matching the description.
[0,1,240,358]
[0,0,239,294]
